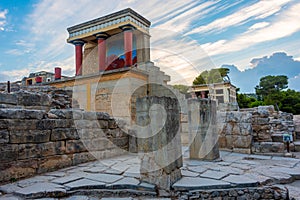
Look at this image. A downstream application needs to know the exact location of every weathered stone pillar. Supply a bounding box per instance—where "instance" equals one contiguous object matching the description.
[136,96,182,190]
[188,98,220,160]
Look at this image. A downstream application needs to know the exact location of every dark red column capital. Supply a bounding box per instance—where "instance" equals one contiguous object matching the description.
[72,40,85,76]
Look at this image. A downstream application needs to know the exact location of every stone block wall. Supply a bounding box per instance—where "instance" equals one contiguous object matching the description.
[244,106,293,153]
[218,106,295,154]
[0,108,129,183]
[217,111,252,154]
[0,88,73,110]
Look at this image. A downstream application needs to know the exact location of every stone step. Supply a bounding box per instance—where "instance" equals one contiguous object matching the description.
[294,140,300,152]
[296,132,300,140]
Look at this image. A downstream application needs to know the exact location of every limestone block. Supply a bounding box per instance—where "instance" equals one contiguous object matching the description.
[239,123,252,135]
[111,137,129,149]
[188,99,220,160]
[66,140,88,154]
[226,112,242,122]
[36,119,57,130]
[252,142,284,153]
[74,119,108,129]
[137,96,182,190]
[257,132,272,142]
[54,119,75,128]
[232,135,252,148]
[37,155,72,173]
[0,144,18,162]
[0,109,45,120]
[10,130,51,144]
[48,109,67,119]
[72,152,96,165]
[257,118,270,125]
[38,141,65,156]
[0,159,38,182]
[16,91,51,106]
[51,128,79,141]
[0,120,8,129]
[218,135,227,148]
[0,129,9,143]
[18,143,39,159]
[232,148,251,154]
[82,138,111,151]
[106,128,128,138]
[0,93,17,105]
[7,119,39,131]
[77,128,106,139]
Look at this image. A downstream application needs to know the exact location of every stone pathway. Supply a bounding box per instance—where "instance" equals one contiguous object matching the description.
[1,150,300,199]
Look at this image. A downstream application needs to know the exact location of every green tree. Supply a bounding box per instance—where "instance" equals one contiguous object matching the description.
[254,75,300,114]
[193,68,230,85]
[255,75,288,98]
[236,93,264,108]
[172,84,189,94]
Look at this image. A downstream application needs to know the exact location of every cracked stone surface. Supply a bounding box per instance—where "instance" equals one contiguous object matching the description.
[0,150,300,199]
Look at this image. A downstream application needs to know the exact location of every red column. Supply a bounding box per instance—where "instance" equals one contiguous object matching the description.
[201,91,206,98]
[73,40,84,76]
[54,67,62,80]
[95,33,108,72]
[123,28,133,67]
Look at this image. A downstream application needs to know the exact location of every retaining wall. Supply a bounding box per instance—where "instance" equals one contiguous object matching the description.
[0,108,129,183]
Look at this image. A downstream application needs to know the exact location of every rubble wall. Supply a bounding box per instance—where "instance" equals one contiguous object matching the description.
[0,108,129,183]
[0,87,74,110]
[217,111,253,154]
[218,106,295,154]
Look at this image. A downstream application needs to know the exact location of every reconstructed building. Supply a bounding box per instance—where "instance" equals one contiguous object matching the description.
[190,82,237,105]
[22,68,64,86]
[47,8,171,122]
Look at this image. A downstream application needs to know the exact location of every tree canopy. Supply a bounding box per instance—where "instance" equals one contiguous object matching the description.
[193,68,230,85]
[255,75,288,98]
[172,84,189,94]
[237,75,300,114]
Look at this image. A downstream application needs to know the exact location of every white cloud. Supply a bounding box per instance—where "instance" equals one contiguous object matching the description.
[155,1,217,33]
[186,0,291,35]
[5,49,25,56]
[248,22,270,30]
[201,2,300,57]
[0,9,8,19]
[13,0,300,85]
[1,68,30,81]
[0,9,8,31]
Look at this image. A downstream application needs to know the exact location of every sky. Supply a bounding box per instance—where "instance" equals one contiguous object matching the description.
[0,0,300,93]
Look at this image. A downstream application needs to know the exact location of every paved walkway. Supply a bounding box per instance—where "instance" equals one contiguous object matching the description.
[1,150,300,199]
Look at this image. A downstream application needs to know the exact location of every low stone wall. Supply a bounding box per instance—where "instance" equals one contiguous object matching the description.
[218,106,295,154]
[0,87,74,110]
[0,108,129,183]
[217,111,252,154]
[175,186,288,199]
[245,106,293,153]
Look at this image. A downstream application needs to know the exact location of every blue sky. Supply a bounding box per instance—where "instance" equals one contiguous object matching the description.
[0,0,300,92]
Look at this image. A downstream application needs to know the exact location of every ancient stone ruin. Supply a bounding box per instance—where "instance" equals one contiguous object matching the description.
[217,105,298,154]
[0,8,299,199]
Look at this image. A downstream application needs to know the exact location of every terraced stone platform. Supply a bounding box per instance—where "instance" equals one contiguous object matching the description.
[1,149,300,199]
